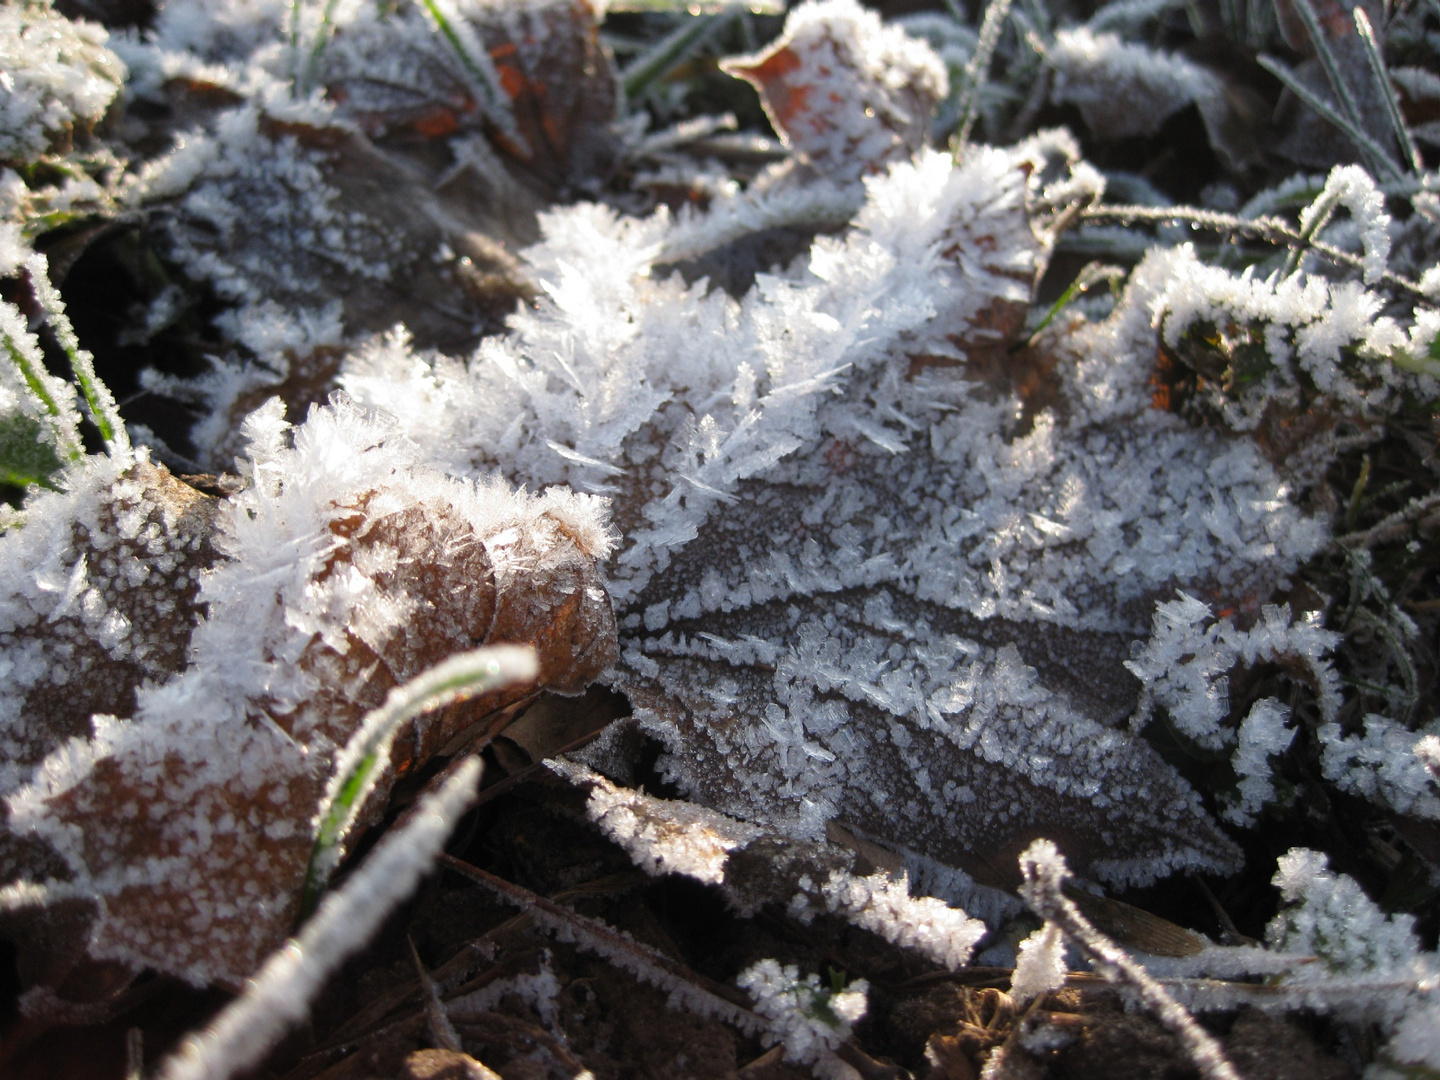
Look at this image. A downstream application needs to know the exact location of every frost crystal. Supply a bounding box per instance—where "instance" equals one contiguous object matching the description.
[737,958,868,1074]
[340,123,1341,895]
[1318,715,1440,821]
[0,1,125,163]
[1141,244,1414,433]
[1264,849,1440,1073]
[1225,698,1295,827]
[1010,921,1067,1004]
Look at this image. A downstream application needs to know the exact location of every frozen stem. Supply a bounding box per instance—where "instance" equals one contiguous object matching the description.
[1017,840,1241,1080]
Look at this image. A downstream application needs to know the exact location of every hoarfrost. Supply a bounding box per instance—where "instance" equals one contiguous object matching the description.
[0,2,125,164]
[1318,715,1440,821]
[1010,921,1067,1004]
[1048,28,1217,139]
[1265,849,1440,1073]
[342,126,1337,892]
[1,396,616,985]
[737,958,868,1076]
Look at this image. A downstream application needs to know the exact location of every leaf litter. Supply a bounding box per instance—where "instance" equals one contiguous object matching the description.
[2,0,1440,1076]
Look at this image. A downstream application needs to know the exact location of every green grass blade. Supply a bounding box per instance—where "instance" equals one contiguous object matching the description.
[1281,0,1399,177]
[0,411,65,490]
[624,13,728,102]
[1352,6,1425,175]
[25,255,128,456]
[0,299,83,465]
[297,643,540,921]
[1025,262,1124,344]
[416,0,524,151]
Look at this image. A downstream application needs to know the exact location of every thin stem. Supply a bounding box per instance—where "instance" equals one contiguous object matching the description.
[1078,202,1427,296]
[26,254,128,456]
[1286,0,1398,176]
[1257,54,1402,181]
[952,0,1015,153]
[1019,842,1241,1080]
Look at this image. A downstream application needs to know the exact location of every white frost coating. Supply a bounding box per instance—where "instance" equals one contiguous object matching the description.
[449,955,563,1030]
[1127,593,1340,751]
[1318,715,1440,821]
[1266,849,1440,1071]
[1142,244,1413,430]
[1299,165,1392,286]
[155,758,482,1080]
[566,760,764,885]
[0,3,125,163]
[737,958,868,1076]
[4,394,611,986]
[792,870,986,971]
[1010,922,1067,1004]
[344,120,1329,893]
[1048,28,1216,138]
[1223,698,1294,827]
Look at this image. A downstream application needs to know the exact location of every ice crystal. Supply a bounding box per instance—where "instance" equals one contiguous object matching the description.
[1265,849,1440,1073]
[1009,921,1067,1004]
[1318,714,1440,821]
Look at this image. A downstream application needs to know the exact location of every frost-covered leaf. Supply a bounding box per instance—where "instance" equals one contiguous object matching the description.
[0,396,617,987]
[337,126,1342,901]
[720,0,948,183]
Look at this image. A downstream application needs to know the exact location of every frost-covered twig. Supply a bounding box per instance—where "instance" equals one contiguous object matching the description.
[156,759,484,1080]
[1018,841,1240,1080]
[440,854,762,1033]
[952,0,1014,151]
[1079,203,1427,296]
[1336,488,1440,549]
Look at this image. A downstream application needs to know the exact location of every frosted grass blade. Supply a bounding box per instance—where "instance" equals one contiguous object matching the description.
[297,643,539,920]
[1352,6,1424,175]
[1257,54,1401,180]
[158,760,485,1080]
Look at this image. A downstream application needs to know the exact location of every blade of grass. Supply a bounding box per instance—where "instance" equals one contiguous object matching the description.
[952,0,1015,153]
[158,759,485,1080]
[416,0,525,151]
[1280,0,1399,177]
[1024,262,1124,345]
[297,643,539,921]
[25,254,128,456]
[1257,54,1402,180]
[623,13,729,102]
[1352,6,1425,174]
[0,301,83,465]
